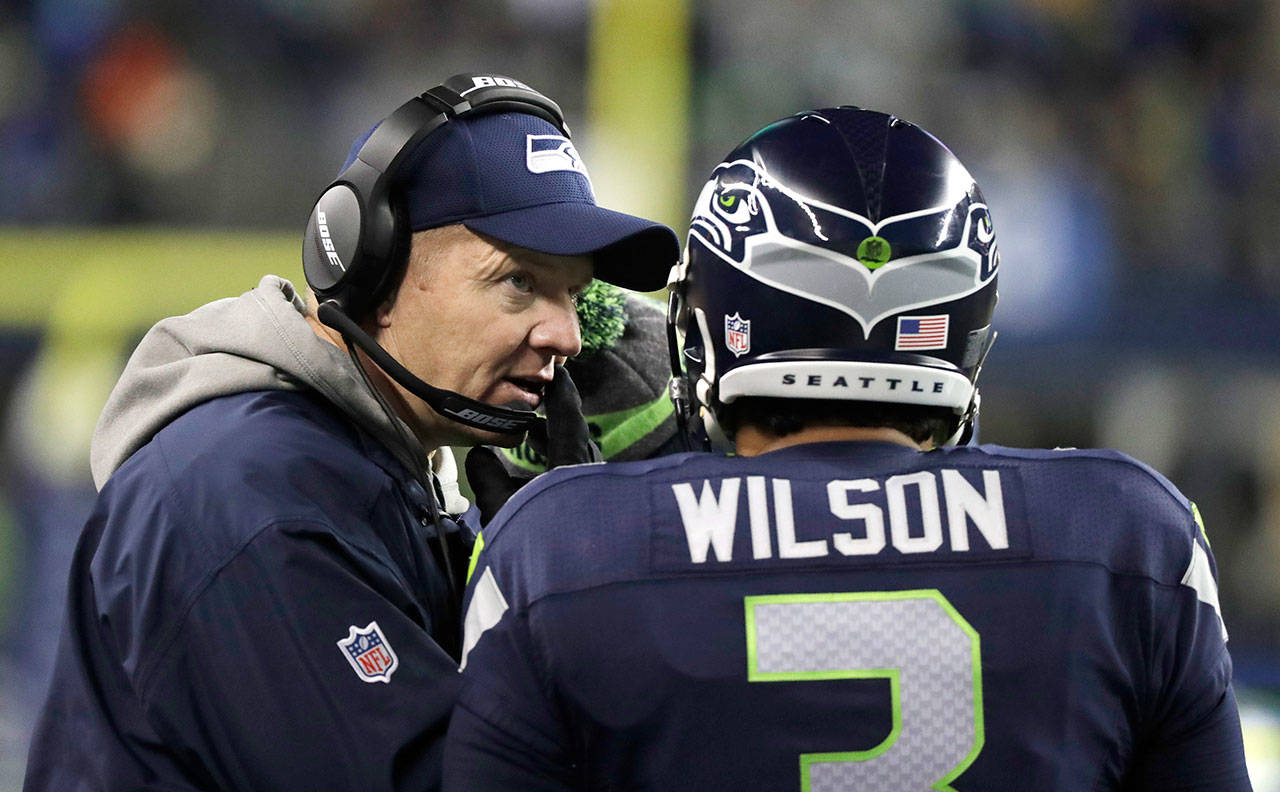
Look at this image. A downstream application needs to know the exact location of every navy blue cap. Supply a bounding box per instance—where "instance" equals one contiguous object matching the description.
[342,112,678,291]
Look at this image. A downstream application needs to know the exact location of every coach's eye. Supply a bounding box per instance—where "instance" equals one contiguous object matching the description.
[507,271,533,294]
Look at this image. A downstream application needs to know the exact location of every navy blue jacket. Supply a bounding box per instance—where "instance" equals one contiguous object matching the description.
[26,390,466,791]
[445,441,1251,790]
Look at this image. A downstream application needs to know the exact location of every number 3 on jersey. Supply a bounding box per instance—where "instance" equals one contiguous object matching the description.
[745,590,984,791]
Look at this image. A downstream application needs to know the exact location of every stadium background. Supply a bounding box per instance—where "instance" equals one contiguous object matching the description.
[1,0,1278,786]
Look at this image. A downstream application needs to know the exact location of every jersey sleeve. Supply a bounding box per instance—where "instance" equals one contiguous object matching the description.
[443,555,577,791]
[133,520,461,791]
[1128,518,1252,790]
[1129,682,1252,790]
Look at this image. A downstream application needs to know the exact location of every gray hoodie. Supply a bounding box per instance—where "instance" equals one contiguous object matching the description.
[90,274,465,510]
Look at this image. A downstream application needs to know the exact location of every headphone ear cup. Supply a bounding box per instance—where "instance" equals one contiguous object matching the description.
[303,179,409,321]
[303,184,364,313]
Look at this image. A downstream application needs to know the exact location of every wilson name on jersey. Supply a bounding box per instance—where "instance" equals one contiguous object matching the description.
[667,467,1022,566]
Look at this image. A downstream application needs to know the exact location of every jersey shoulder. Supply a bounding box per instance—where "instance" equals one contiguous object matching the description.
[968,444,1189,504]
[960,444,1203,579]
[964,443,1193,521]
[477,451,724,605]
[493,450,724,519]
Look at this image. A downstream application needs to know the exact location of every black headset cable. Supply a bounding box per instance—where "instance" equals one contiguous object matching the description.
[344,341,462,602]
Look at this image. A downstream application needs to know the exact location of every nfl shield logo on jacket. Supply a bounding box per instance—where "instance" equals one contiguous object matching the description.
[337,621,400,683]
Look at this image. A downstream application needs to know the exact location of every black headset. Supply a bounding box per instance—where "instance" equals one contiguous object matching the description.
[302,73,570,434]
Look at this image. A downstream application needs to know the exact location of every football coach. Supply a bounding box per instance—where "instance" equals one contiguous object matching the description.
[24,73,677,791]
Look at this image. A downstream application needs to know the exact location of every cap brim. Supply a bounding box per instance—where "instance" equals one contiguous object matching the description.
[463,202,679,292]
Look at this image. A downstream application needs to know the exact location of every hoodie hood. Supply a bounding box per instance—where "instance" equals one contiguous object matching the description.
[91,275,463,510]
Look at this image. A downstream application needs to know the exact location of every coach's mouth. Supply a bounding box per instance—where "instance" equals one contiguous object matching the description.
[498,376,549,409]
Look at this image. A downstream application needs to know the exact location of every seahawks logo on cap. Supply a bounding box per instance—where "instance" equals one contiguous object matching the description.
[689,156,998,338]
[527,135,591,179]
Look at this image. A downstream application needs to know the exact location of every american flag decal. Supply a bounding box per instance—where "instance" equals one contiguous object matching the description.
[895,315,949,350]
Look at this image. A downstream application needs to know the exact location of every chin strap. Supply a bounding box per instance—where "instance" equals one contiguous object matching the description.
[944,327,997,447]
[942,389,981,447]
[666,290,712,453]
[317,300,543,434]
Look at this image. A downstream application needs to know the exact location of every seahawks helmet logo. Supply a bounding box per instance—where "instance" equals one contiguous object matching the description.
[689,156,998,337]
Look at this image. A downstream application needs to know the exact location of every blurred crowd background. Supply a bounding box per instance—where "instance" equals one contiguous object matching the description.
[1,0,1279,786]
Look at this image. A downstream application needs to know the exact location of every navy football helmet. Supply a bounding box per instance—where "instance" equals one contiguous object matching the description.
[668,107,999,446]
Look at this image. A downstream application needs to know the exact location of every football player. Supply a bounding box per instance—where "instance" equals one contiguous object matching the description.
[442,108,1253,791]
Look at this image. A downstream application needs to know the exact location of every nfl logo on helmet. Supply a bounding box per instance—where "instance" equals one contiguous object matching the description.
[337,621,399,684]
[725,313,751,357]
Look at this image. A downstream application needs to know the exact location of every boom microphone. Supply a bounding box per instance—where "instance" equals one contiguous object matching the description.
[317,301,543,434]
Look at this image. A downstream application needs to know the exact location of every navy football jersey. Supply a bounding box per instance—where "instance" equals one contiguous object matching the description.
[443,441,1251,791]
